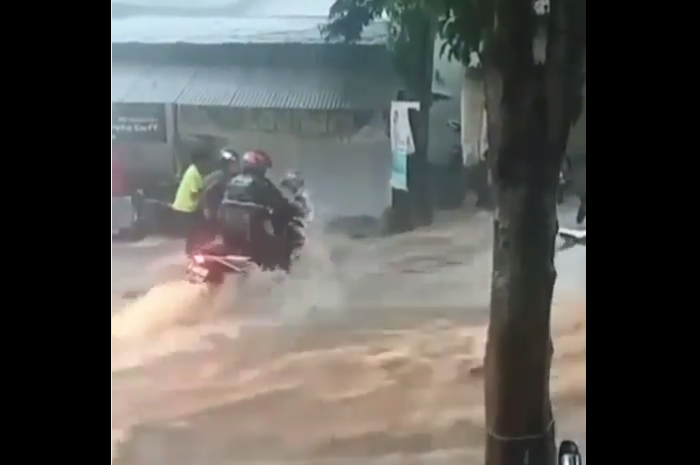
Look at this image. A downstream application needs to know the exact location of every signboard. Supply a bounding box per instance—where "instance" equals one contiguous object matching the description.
[112,103,167,143]
[389,100,420,191]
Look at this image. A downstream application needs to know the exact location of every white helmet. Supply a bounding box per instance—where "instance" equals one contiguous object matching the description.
[281,170,305,194]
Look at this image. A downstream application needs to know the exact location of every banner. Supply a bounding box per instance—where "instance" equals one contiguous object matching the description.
[460,74,488,166]
[112,103,167,143]
[389,100,420,191]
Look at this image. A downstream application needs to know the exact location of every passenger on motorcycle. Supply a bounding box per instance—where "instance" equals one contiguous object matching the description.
[281,170,311,217]
[172,147,209,254]
[280,170,311,256]
[202,147,241,223]
[217,150,302,271]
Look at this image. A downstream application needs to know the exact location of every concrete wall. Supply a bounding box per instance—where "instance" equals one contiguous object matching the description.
[178,116,393,219]
[432,41,587,159]
[123,94,583,219]
[118,143,175,175]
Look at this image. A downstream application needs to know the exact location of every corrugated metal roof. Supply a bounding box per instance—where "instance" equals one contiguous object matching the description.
[112,63,198,103]
[112,64,398,110]
[111,64,146,101]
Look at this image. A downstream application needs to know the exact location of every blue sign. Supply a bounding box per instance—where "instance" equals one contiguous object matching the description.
[391,149,408,191]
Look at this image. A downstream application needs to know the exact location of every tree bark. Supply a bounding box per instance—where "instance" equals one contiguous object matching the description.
[480,0,584,463]
[483,64,559,465]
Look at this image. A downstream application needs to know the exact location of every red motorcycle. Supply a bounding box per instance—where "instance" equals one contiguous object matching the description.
[186,244,254,285]
[185,217,304,285]
[186,188,310,285]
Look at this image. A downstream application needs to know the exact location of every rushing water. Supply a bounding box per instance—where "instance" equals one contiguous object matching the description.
[111,214,586,464]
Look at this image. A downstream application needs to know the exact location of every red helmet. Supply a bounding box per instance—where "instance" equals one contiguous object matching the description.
[241,150,272,174]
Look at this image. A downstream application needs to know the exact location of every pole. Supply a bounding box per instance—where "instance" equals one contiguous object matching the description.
[389,15,435,232]
[408,16,435,227]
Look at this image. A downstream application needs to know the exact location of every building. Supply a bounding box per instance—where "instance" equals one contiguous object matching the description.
[112,0,402,219]
[111,1,585,219]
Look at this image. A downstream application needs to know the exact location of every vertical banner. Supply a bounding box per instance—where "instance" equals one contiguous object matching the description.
[460,72,488,166]
[390,100,420,191]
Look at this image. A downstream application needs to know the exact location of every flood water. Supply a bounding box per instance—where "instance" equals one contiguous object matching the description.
[111,211,586,464]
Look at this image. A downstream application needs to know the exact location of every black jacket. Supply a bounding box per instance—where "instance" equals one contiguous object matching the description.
[222,173,301,223]
[201,170,228,216]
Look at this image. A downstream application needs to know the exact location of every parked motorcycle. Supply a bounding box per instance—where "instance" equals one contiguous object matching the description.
[559,439,583,464]
[558,227,586,252]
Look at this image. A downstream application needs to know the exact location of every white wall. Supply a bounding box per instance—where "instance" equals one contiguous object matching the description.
[178,113,393,219]
[432,39,587,160]
[429,39,467,165]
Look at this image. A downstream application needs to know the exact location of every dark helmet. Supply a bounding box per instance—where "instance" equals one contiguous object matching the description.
[241,150,272,175]
[281,170,305,194]
[190,145,211,164]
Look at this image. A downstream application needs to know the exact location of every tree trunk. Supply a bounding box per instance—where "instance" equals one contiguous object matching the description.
[483,64,559,465]
[480,0,585,462]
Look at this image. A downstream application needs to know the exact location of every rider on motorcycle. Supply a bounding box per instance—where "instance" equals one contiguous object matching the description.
[217,150,302,270]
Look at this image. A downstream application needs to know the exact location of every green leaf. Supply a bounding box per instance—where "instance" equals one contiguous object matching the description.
[322,0,389,43]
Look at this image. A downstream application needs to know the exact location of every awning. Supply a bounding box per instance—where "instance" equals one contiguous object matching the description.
[111,63,400,111]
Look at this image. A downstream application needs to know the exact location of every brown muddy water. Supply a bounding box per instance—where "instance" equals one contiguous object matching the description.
[112,281,585,465]
[112,221,585,465]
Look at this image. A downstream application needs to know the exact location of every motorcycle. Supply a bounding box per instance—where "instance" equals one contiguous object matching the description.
[559,439,583,465]
[557,227,586,251]
[186,244,254,285]
[185,195,311,285]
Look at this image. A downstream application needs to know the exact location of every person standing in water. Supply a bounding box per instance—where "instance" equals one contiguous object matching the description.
[171,147,210,254]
